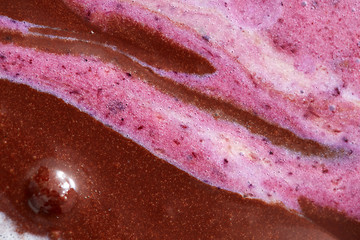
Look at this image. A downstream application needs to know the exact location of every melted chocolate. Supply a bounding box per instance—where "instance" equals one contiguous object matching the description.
[0,79,338,240]
[0,0,215,75]
[299,198,360,240]
[26,165,78,215]
[0,28,336,157]
[1,0,360,239]
[0,0,340,157]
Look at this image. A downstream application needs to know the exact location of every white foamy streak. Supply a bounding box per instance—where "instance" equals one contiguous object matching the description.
[0,213,48,240]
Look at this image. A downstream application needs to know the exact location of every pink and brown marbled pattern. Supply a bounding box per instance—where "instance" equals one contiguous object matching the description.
[1,0,360,223]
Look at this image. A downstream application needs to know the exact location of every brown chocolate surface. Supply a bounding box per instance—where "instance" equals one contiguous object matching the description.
[1,0,360,239]
[299,198,360,240]
[0,78,338,240]
[0,0,215,75]
[0,10,337,158]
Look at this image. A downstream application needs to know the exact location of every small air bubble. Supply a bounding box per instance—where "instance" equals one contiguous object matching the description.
[26,166,78,215]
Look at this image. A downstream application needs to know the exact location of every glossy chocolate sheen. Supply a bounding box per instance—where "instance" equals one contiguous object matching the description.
[0,0,336,158]
[0,0,215,75]
[0,79,336,240]
[1,0,360,239]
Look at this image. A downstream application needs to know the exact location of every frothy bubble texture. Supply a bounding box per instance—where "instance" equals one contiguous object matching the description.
[0,214,47,240]
[1,0,360,235]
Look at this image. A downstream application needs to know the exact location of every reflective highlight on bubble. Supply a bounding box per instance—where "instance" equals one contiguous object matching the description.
[27,166,78,215]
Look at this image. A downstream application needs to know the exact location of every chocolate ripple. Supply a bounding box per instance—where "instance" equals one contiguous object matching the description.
[0,26,338,157]
[0,79,339,240]
[0,0,342,157]
[0,0,215,75]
